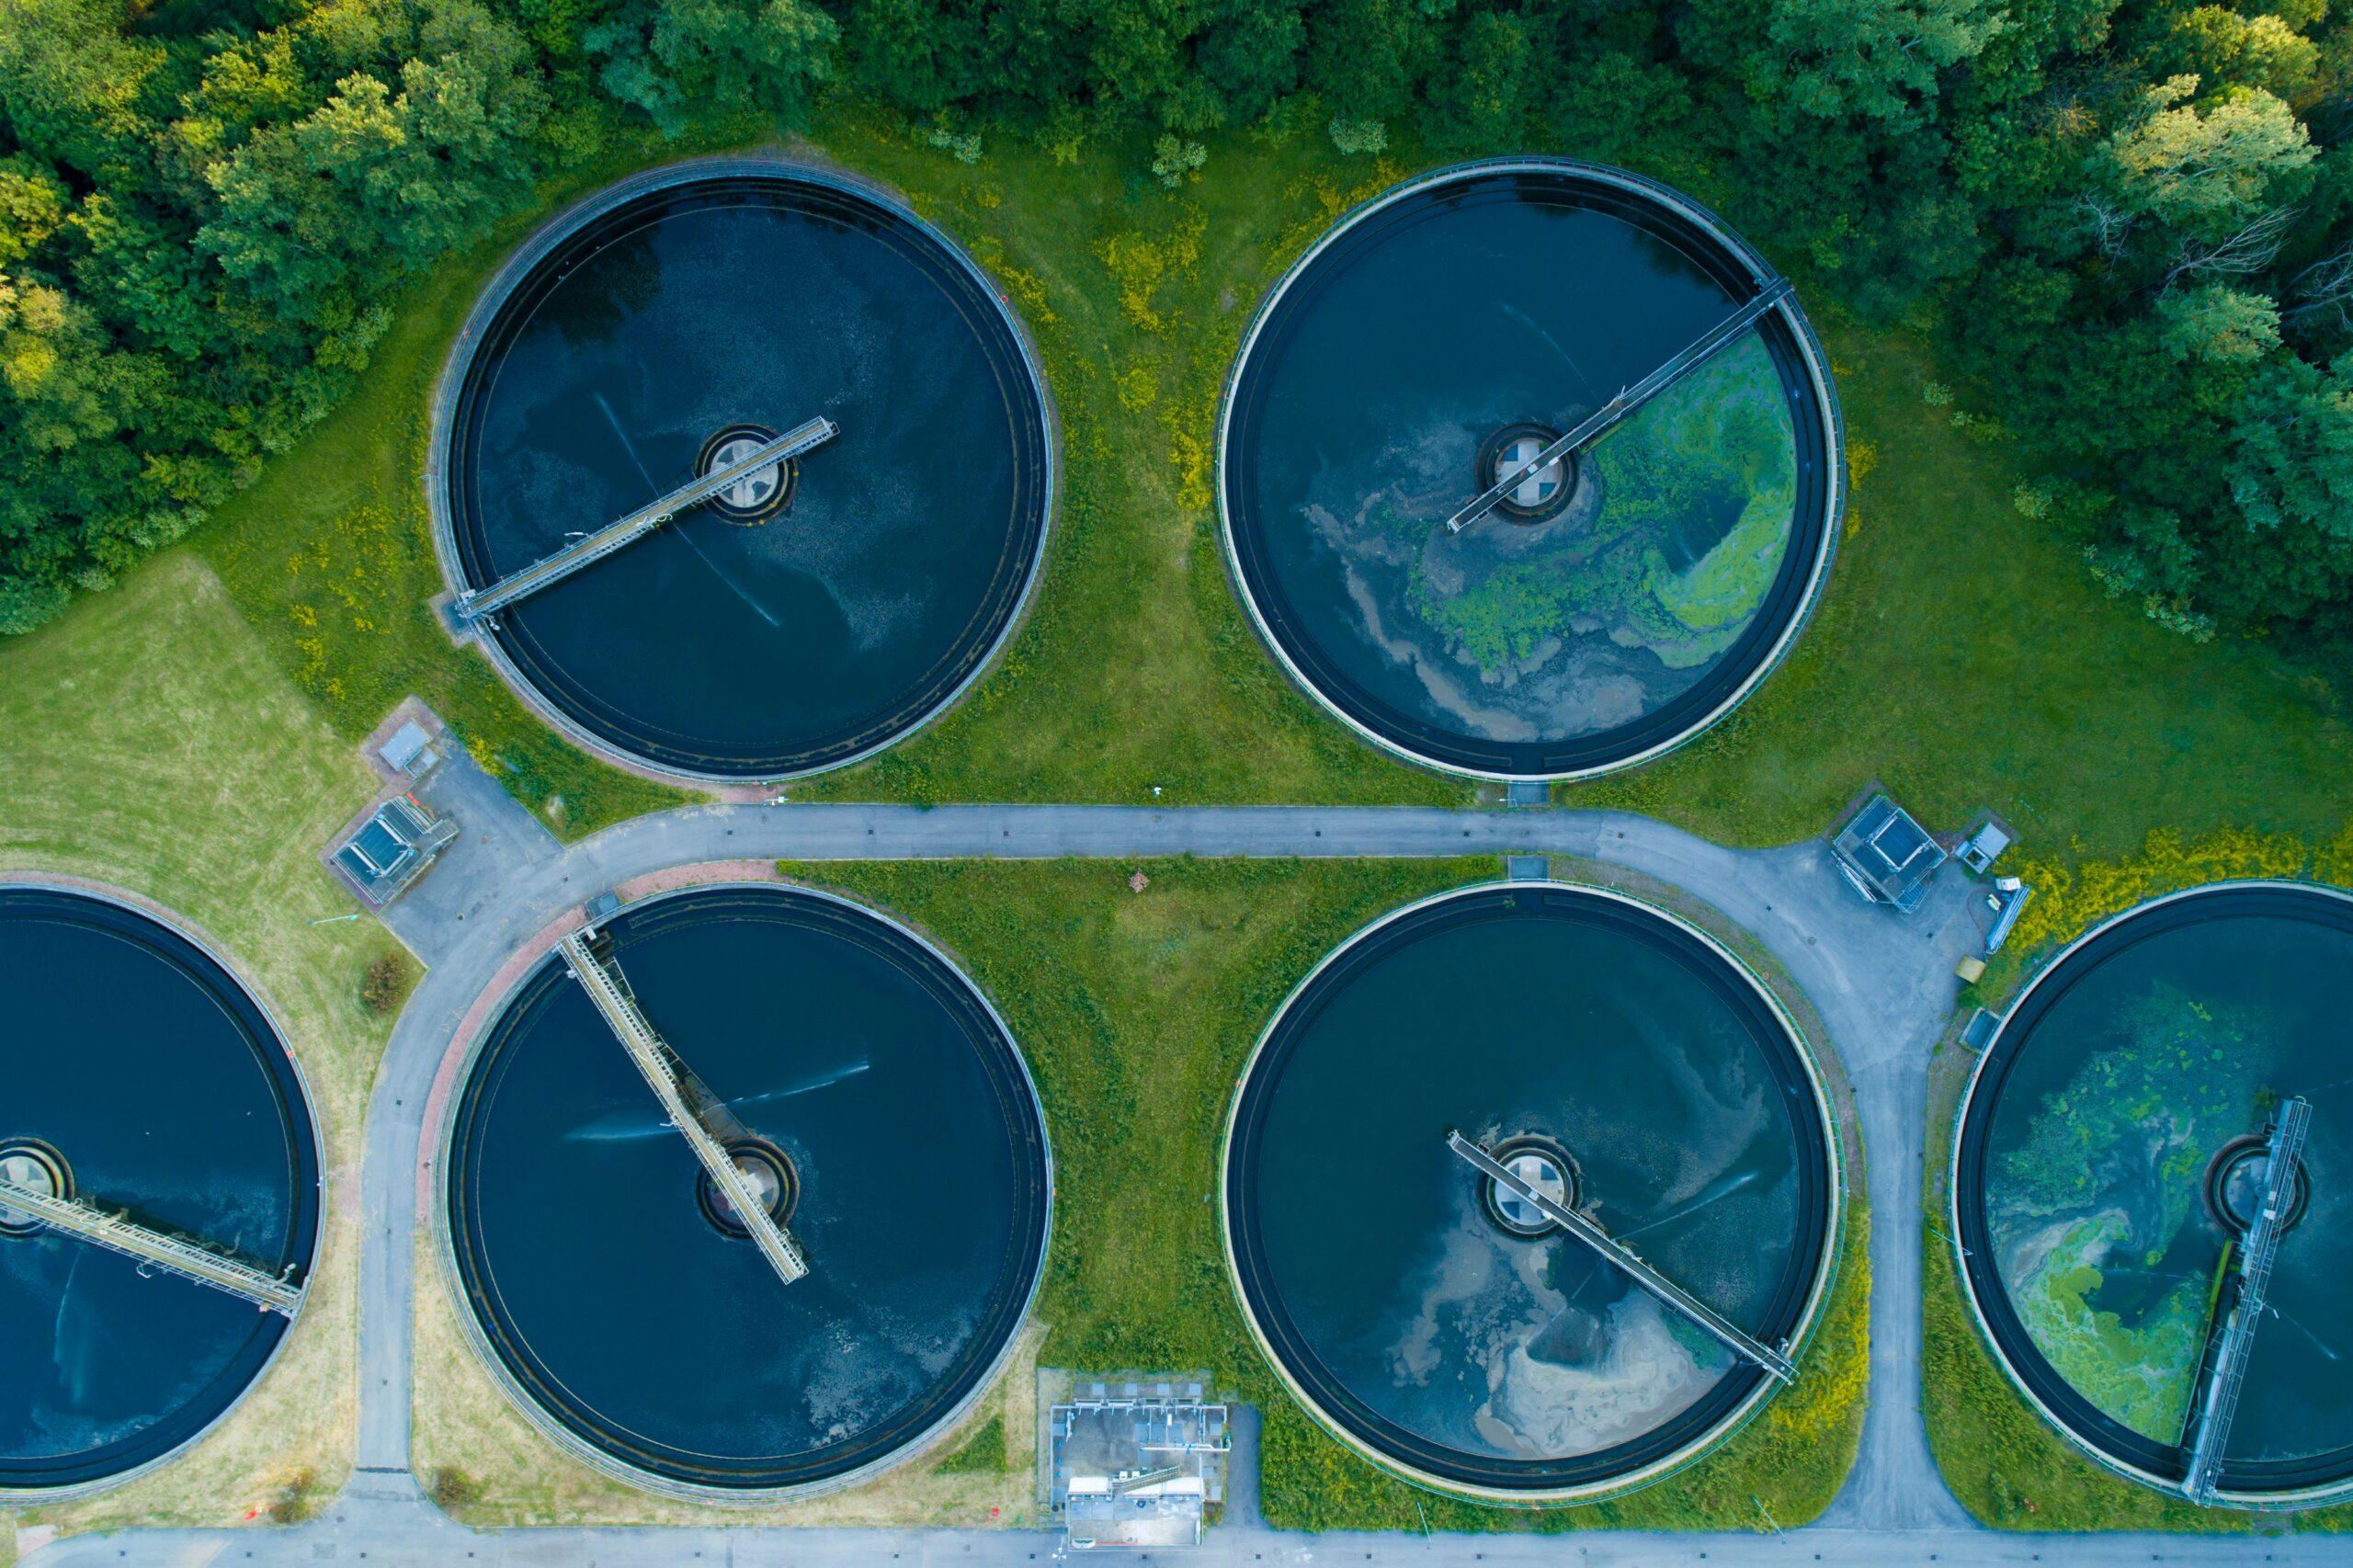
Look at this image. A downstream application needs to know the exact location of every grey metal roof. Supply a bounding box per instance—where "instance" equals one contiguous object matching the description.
[1831,793,1948,912]
[380,720,435,775]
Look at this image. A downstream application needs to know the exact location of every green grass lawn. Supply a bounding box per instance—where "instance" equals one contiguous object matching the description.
[790,858,1870,1532]
[1585,318,2353,856]
[10,87,2353,1545]
[176,97,2349,860]
[0,553,395,1539]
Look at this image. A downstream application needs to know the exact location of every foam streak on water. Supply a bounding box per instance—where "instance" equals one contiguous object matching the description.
[1612,1165,1762,1245]
[591,391,785,630]
[1499,301,1598,401]
[564,1056,872,1142]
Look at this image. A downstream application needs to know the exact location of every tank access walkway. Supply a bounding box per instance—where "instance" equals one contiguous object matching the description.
[1448,1130,1797,1382]
[449,416,838,627]
[555,927,811,1287]
[1446,278,1796,534]
[0,1175,304,1315]
[2179,1095,2313,1505]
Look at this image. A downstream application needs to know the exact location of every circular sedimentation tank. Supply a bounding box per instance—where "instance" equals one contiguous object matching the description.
[1953,881,2353,1507]
[1219,159,1842,780]
[433,159,1054,781]
[0,885,320,1496]
[1222,882,1840,1499]
[441,883,1051,1495]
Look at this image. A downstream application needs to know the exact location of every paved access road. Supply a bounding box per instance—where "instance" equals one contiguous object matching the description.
[19,785,2284,1566]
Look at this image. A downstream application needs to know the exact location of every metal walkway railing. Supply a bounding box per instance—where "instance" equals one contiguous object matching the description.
[557,929,810,1286]
[454,416,838,625]
[2181,1096,2313,1504]
[0,1176,304,1315]
[1446,280,1795,534]
[1448,1131,1795,1382]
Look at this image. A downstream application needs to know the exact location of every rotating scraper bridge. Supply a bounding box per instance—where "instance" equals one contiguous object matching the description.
[1444,278,1795,534]
[554,926,810,1286]
[1447,1131,1796,1382]
[0,1175,303,1315]
[2180,1096,2314,1505]
[448,417,838,629]
[28,808,2353,1566]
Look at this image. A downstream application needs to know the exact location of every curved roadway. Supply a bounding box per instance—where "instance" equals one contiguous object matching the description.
[23,795,2332,1564]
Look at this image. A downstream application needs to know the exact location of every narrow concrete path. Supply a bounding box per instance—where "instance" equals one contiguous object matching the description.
[18,798,2240,1566]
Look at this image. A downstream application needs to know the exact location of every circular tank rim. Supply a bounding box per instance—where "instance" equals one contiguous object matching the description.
[423,153,1062,788]
[0,873,327,1505]
[429,876,1055,1504]
[1213,155,1847,785]
[1218,879,1846,1503]
[1947,877,2353,1510]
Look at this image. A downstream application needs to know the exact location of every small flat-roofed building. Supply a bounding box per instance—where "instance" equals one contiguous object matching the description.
[332,793,458,908]
[1052,1383,1229,1551]
[377,718,441,779]
[1956,817,2013,875]
[1832,792,1948,914]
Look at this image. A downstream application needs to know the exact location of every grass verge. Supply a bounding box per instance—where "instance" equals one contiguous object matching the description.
[0,554,392,1539]
[409,856,1870,1530]
[142,97,2353,857]
[809,858,1865,1531]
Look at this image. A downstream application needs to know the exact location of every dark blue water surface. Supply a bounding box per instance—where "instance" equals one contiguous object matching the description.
[447,172,1051,777]
[1961,885,2353,1496]
[0,889,318,1493]
[1225,885,1835,1493]
[445,885,1049,1490]
[1222,165,1835,778]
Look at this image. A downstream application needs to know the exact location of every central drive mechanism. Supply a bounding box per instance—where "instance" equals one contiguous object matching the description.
[1477,1133,1581,1237]
[697,1137,798,1237]
[697,424,797,523]
[1474,424,1577,523]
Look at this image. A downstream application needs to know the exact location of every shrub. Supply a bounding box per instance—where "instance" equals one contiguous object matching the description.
[359,950,413,1016]
[1326,114,1387,156]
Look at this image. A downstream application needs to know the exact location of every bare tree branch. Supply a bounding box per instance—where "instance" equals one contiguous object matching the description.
[2281,240,2353,332]
[2162,205,2297,292]
[2075,192,2135,259]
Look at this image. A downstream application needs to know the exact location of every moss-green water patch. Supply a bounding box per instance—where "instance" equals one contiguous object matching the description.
[1990,988,2268,1442]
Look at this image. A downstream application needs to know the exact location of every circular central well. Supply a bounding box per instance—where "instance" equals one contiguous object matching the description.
[696,1139,797,1235]
[1477,426,1575,523]
[696,425,792,523]
[442,883,1051,1494]
[1480,1132,1580,1237]
[1,887,319,1496]
[1223,882,1838,1499]
[1953,881,2353,1506]
[0,1142,70,1239]
[437,162,1053,780]
[1219,159,1841,780]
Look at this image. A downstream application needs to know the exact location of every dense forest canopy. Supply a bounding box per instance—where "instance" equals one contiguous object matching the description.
[1,0,2348,656]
